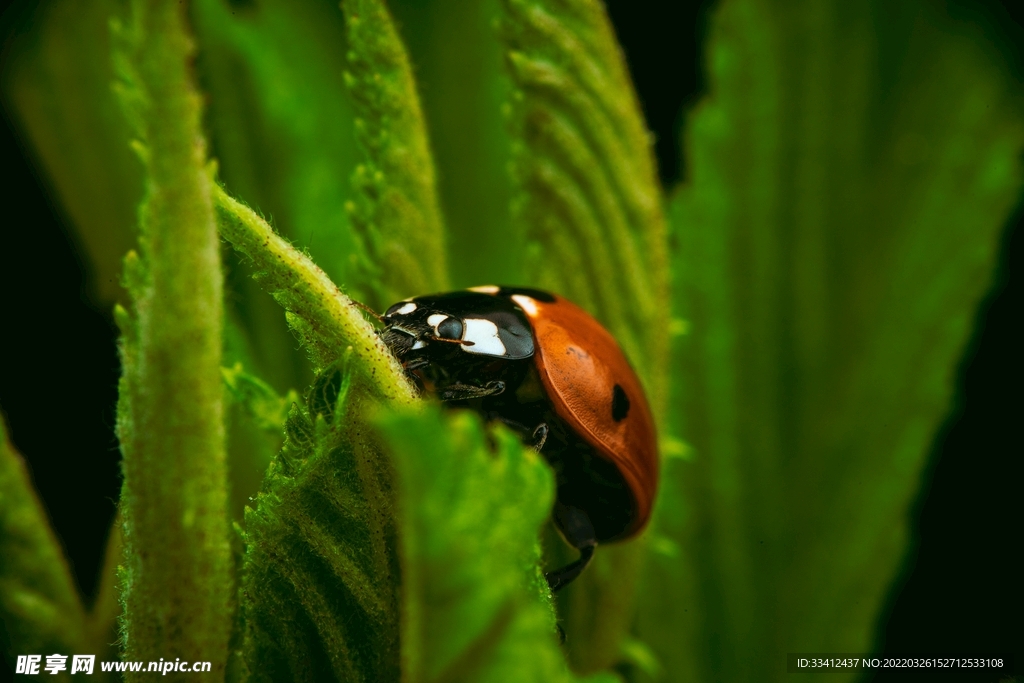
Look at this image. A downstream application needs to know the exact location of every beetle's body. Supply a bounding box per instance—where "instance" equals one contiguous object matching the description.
[380,286,658,589]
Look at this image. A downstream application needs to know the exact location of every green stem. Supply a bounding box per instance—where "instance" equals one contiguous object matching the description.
[113,1,233,676]
[214,185,418,407]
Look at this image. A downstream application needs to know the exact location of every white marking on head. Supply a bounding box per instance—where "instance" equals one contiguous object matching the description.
[462,318,506,356]
[469,285,500,294]
[426,314,448,333]
[394,302,417,315]
[411,340,427,350]
[511,294,539,317]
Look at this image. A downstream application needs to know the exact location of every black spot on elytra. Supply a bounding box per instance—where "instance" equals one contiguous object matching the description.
[612,384,630,422]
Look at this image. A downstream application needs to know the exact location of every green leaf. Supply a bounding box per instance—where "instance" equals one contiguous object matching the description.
[240,357,401,682]
[342,0,450,308]
[222,362,297,521]
[499,0,669,413]
[498,0,670,671]
[378,405,619,683]
[0,413,87,663]
[222,363,298,437]
[112,1,233,674]
[0,0,142,307]
[638,1,1024,681]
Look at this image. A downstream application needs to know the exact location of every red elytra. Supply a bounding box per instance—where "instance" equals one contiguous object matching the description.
[513,292,658,541]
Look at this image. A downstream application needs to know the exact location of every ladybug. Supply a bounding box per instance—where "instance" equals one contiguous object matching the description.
[379,285,658,591]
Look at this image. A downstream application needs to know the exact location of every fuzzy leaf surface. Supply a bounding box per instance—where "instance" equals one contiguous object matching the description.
[638,1,1024,681]
[241,360,400,683]
[500,0,669,407]
[342,0,450,308]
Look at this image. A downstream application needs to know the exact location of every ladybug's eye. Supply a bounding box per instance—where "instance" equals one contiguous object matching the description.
[436,317,464,340]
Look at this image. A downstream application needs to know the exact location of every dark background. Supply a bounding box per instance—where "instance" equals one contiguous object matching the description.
[1,1,1020,681]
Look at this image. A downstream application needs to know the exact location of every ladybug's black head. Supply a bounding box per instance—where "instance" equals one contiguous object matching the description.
[380,291,535,364]
[380,300,466,360]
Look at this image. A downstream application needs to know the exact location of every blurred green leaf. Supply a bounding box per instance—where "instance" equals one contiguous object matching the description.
[378,405,620,683]
[638,1,1024,681]
[1,0,141,306]
[111,0,234,674]
[342,0,450,308]
[0,413,87,668]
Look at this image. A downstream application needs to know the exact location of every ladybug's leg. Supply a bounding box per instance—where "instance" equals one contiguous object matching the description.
[404,357,430,371]
[545,545,595,593]
[531,423,549,451]
[399,358,429,393]
[482,417,547,451]
[487,414,531,435]
[439,381,505,402]
[545,502,597,592]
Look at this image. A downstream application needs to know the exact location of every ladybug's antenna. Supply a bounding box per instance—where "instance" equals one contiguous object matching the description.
[429,336,476,347]
[351,299,384,324]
